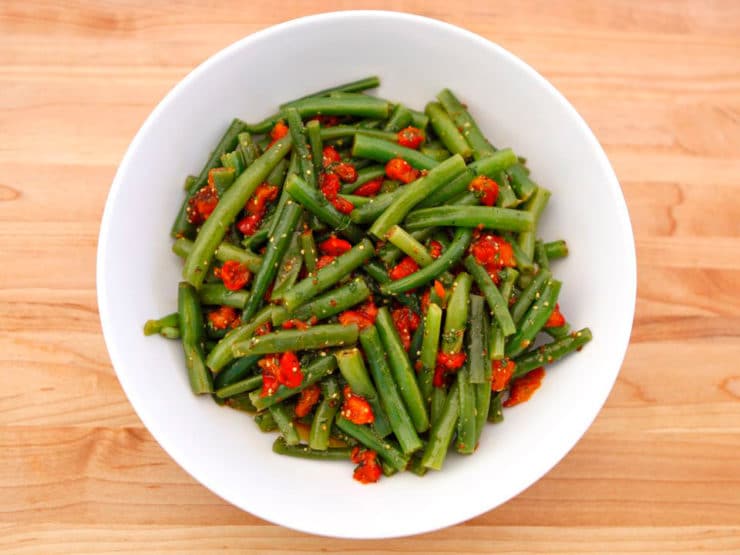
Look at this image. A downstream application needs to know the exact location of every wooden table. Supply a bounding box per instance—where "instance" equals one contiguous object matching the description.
[2,1,739,553]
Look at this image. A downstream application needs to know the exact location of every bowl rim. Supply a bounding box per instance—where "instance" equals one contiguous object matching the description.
[97,9,636,538]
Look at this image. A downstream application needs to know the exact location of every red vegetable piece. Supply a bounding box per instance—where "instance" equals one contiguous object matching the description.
[322,146,342,167]
[391,307,421,351]
[294,384,321,417]
[385,157,420,184]
[316,255,336,270]
[389,256,419,281]
[268,120,289,148]
[490,358,516,392]
[469,175,499,206]
[333,162,358,184]
[207,306,240,330]
[545,304,566,328]
[319,172,341,200]
[319,236,352,256]
[330,196,355,214]
[437,351,466,370]
[219,260,251,291]
[186,183,219,225]
[278,351,303,388]
[428,240,443,259]
[351,447,382,484]
[258,355,280,397]
[397,126,425,149]
[341,386,374,424]
[503,367,545,407]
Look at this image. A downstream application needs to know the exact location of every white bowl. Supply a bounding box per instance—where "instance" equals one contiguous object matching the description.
[97,11,635,539]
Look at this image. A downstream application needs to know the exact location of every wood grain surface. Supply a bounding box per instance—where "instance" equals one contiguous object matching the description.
[1,1,739,553]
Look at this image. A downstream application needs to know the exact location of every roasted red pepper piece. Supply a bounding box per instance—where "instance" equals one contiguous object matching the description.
[491,358,516,392]
[353,177,383,197]
[316,255,336,269]
[330,196,354,214]
[437,351,467,370]
[333,162,358,184]
[338,299,378,330]
[268,120,288,147]
[186,183,219,225]
[218,260,251,291]
[341,386,374,424]
[236,213,262,236]
[469,175,499,206]
[391,307,421,351]
[428,240,443,259]
[397,126,425,149]
[470,232,516,283]
[389,256,419,281]
[254,321,272,336]
[278,351,303,388]
[545,303,566,328]
[503,367,545,407]
[207,306,240,330]
[319,172,341,199]
[237,183,279,236]
[351,447,382,484]
[281,319,310,330]
[294,384,321,417]
[319,236,353,256]
[322,145,342,167]
[385,157,420,184]
[258,356,280,397]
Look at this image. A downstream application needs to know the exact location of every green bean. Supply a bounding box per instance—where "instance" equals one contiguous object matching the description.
[210,167,237,195]
[238,131,260,167]
[335,417,408,471]
[441,272,472,354]
[280,76,381,107]
[385,225,435,266]
[271,231,303,301]
[198,283,249,309]
[419,303,443,405]
[420,144,451,162]
[152,326,177,339]
[352,134,439,170]
[177,282,213,394]
[510,269,552,325]
[182,135,292,288]
[225,393,257,413]
[506,279,561,358]
[487,391,505,423]
[369,154,466,238]
[340,165,386,194]
[308,377,341,450]
[546,323,572,340]
[534,240,550,271]
[220,149,245,175]
[467,295,488,384]
[348,187,404,223]
[232,324,358,357]
[430,387,446,426]
[518,187,551,260]
[300,230,318,273]
[215,373,262,399]
[144,312,179,336]
[305,119,323,182]
[359,326,422,456]
[272,437,352,461]
[507,164,538,201]
[408,319,425,364]
[213,354,260,389]
[241,198,303,320]
[317,125,392,143]
[269,404,300,446]
[281,239,374,312]
[375,308,430,433]
[171,118,247,238]
[284,174,364,242]
[249,355,337,411]
[383,104,413,132]
[474,372,492,444]
[495,171,519,208]
[206,306,274,373]
[416,169,474,209]
[464,256,516,337]
[456,362,476,454]
[421,379,460,470]
[544,239,569,260]
[513,328,592,377]
[404,205,534,233]
[173,238,263,273]
[282,96,391,120]
[285,107,317,188]
[379,227,435,267]
[335,348,392,438]
[437,88,496,160]
[183,175,196,191]
[426,102,473,159]
[276,277,371,325]
[409,109,429,130]
[255,411,278,432]
[380,228,473,295]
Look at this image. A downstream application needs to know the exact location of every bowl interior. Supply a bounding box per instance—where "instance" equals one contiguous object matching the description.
[98,11,635,539]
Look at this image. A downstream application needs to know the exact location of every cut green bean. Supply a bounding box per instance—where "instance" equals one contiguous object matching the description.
[215,374,263,399]
[375,308,430,433]
[506,279,561,358]
[518,187,551,260]
[419,303,443,405]
[352,134,439,170]
[173,238,263,273]
[405,205,534,232]
[487,391,505,423]
[422,379,460,470]
[269,404,300,446]
[495,171,519,208]
[507,164,538,201]
[255,411,278,432]
[534,240,550,271]
[177,282,213,394]
[198,283,249,309]
[426,102,473,159]
[513,328,592,377]
[238,131,260,167]
[249,355,337,411]
[467,295,488,384]
[144,312,179,336]
[386,225,435,267]
[464,256,516,337]
[441,272,472,354]
[233,324,358,357]
[308,377,341,450]
[271,231,303,301]
[544,239,569,260]
[409,108,429,130]
[281,239,374,312]
[279,277,371,325]
[273,437,352,461]
[335,417,408,471]
[349,187,404,224]
[383,104,413,132]
[300,230,318,273]
[456,363,476,454]
[280,76,381,107]
[306,119,324,186]
[340,165,386,194]
[285,107,317,188]
[510,269,552,325]
[546,323,572,339]
[437,88,496,160]
[416,169,475,209]
[282,95,391,120]
[206,306,275,373]
[213,354,261,389]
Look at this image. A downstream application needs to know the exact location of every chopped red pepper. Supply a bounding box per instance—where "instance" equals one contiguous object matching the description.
[236,213,262,236]
[254,321,272,336]
[330,196,355,214]
[294,384,321,417]
[433,365,447,388]
[503,367,545,407]
[278,351,303,388]
[470,232,516,282]
[391,307,421,351]
[397,126,425,149]
[319,172,341,200]
[353,177,383,197]
[469,175,499,206]
[385,157,420,184]
[437,351,467,370]
[429,240,443,259]
[421,289,431,314]
[545,304,566,328]
[281,319,310,330]
[258,356,280,397]
[322,146,342,167]
[319,236,352,256]
[341,386,374,424]
[389,256,419,281]
[351,447,382,484]
[338,299,378,330]
[316,255,336,269]
[219,260,251,291]
[268,120,288,147]
[186,183,219,225]
[207,306,240,330]
[434,279,446,300]
[333,162,358,184]
[491,358,516,392]
[237,183,279,236]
